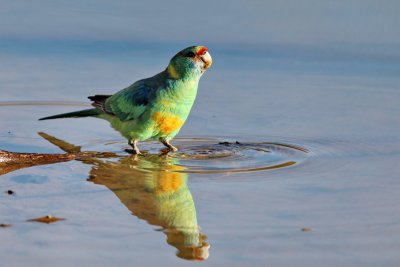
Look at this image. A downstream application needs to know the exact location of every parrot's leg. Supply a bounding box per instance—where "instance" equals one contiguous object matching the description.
[159,138,178,152]
[127,139,141,154]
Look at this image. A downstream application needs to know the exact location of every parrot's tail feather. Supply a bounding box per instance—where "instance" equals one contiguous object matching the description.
[88,95,113,115]
[39,108,100,121]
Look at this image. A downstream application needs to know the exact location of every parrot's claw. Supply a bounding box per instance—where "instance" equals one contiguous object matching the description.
[169,145,178,152]
[159,138,178,153]
[125,149,142,155]
[128,139,141,155]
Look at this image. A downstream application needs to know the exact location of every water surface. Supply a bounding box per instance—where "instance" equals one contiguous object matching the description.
[1,42,400,267]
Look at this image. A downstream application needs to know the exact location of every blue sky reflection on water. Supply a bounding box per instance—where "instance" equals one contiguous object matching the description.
[1,1,400,267]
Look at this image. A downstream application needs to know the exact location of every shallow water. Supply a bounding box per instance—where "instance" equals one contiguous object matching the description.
[1,44,400,267]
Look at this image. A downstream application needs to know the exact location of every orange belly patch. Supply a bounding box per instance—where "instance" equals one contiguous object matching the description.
[152,112,184,134]
[155,174,183,195]
[155,165,185,195]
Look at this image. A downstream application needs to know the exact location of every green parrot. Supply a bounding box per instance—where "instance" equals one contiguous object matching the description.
[40,46,212,154]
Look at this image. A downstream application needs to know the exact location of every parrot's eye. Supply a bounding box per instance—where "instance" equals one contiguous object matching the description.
[186,52,196,58]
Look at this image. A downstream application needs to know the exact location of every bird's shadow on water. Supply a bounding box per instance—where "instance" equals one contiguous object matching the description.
[0,132,210,261]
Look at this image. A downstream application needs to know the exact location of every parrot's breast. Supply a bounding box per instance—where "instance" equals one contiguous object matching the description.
[149,78,199,139]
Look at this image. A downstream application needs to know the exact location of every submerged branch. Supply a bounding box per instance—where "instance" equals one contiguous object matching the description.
[0,133,118,176]
[0,150,76,175]
[0,149,75,165]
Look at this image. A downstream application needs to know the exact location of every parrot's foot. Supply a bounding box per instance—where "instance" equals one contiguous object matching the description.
[128,139,141,155]
[125,149,142,155]
[159,138,178,152]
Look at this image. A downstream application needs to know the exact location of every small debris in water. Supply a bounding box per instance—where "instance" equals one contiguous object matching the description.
[218,141,241,146]
[0,223,12,228]
[5,190,15,195]
[301,227,311,232]
[27,215,66,224]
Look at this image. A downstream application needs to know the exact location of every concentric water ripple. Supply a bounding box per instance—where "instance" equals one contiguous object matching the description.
[134,138,309,174]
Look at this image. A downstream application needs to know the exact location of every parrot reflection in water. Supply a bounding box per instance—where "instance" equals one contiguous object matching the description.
[40,46,212,154]
[88,155,210,261]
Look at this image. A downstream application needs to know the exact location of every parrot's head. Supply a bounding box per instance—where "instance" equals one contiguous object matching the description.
[167,46,212,80]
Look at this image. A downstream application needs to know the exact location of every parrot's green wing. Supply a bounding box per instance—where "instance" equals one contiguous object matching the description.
[90,76,161,122]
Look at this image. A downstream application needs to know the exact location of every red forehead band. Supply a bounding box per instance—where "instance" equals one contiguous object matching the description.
[196,47,208,56]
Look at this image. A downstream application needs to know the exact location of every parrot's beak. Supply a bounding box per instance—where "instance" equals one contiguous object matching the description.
[200,51,212,70]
